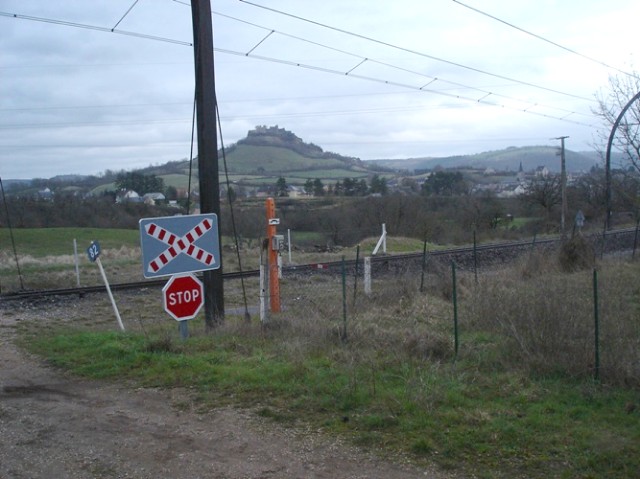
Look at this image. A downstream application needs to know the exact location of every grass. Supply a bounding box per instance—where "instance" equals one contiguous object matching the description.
[17,256,640,478]
[0,227,140,257]
[22,325,640,478]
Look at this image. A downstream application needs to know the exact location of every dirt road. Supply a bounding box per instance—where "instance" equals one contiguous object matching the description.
[0,298,451,479]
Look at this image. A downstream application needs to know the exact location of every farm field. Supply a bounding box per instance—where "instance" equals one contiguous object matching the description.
[0,226,395,291]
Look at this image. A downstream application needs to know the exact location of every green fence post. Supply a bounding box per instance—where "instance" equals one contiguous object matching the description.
[420,238,428,293]
[593,268,600,381]
[342,256,348,342]
[353,244,360,306]
[473,229,478,285]
[530,232,537,259]
[452,260,459,359]
[633,217,639,259]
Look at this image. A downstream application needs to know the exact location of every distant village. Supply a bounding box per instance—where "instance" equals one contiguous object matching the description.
[28,161,578,205]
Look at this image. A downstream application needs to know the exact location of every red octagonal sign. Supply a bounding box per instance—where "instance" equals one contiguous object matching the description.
[163,274,204,321]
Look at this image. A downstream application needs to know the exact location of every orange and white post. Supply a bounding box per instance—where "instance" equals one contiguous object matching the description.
[265,197,281,312]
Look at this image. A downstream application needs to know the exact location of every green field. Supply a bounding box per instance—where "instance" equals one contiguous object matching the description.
[225,144,346,173]
[0,227,140,257]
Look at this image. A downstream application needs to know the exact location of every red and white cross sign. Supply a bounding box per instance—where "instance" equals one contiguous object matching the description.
[139,213,220,278]
[145,217,216,274]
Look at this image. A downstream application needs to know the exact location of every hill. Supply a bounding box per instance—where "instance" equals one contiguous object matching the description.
[6,129,611,196]
[96,126,386,193]
[369,146,601,173]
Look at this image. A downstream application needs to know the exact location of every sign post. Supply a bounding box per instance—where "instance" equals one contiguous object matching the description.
[162,274,205,321]
[87,241,125,332]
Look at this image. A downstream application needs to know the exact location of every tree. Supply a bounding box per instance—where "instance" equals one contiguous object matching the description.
[342,178,356,196]
[421,171,468,196]
[313,178,325,196]
[593,72,640,223]
[165,185,178,201]
[369,174,388,195]
[115,172,164,195]
[275,177,288,197]
[523,174,562,217]
[593,72,640,174]
[303,179,314,196]
[356,179,368,196]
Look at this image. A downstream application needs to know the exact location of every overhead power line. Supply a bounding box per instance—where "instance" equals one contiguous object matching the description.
[237,0,593,101]
[211,9,593,117]
[216,47,595,127]
[0,11,192,46]
[451,0,636,79]
[1,5,596,129]
[111,0,141,31]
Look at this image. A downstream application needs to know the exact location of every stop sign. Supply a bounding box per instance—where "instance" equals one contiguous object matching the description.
[163,274,204,321]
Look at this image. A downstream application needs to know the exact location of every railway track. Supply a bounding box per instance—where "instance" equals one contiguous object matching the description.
[1,227,636,302]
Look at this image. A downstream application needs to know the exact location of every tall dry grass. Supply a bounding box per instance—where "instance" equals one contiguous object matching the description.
[468,251,640,385]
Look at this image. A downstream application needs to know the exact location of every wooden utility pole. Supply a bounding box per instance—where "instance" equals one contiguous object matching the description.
[555,136,569,238]
[190,0,224,327]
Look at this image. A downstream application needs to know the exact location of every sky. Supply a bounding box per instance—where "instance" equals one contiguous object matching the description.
[1,0,638,179]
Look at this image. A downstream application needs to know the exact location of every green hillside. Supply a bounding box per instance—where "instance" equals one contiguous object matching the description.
[371,146,599,173]
[223,144,346,174]
[85,126,380,194]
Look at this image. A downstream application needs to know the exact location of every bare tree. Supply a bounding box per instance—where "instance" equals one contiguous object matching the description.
[523,174,562,218]
[593,73,640,171]
[593,72,640,224]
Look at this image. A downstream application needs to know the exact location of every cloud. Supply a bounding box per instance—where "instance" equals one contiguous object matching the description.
[0,0,636,178]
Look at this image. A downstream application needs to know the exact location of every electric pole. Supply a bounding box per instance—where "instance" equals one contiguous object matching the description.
[191,0,224,328]
[554,136,569,238]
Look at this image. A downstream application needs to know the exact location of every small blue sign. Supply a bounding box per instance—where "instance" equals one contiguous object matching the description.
[139,213,220,278]
[86,241,101,262]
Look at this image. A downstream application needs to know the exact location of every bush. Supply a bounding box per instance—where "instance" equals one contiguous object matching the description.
[558,234,595,272]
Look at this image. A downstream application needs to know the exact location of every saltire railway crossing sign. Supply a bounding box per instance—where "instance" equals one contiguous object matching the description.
[139,213,220,278]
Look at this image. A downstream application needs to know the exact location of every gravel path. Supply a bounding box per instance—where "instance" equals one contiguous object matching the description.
[0,297,454,479]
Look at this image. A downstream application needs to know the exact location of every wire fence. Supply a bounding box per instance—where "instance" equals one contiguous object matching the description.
[245,246,640,387]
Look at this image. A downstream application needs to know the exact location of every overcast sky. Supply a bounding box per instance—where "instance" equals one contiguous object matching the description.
[1,0,638,179]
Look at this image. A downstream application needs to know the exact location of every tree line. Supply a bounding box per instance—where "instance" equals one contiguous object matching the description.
[275,174,389,197]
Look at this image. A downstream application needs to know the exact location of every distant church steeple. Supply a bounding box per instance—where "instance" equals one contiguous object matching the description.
[518,161,523,173]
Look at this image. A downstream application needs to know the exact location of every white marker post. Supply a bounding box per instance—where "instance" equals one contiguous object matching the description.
[372,223,387,256]
[87,241,125,332]
[73,238,81,287]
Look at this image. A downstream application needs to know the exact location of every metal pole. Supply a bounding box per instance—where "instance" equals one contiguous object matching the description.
[341,256,347,342]
[287,228,292,264]
[593,268,600,381]
[600,218,607,259]
[96,257,125,332]
[554,136,569,238]
[259,246,268,324]
[179,321,189,340]
[419,238,428,293]
[191,0,224,328]
[473,228,478,284]
[605,91,640,230]
[633,216,639,259]
[452,261,459,359]
[352,244,360,306]
[529,232,537,259]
